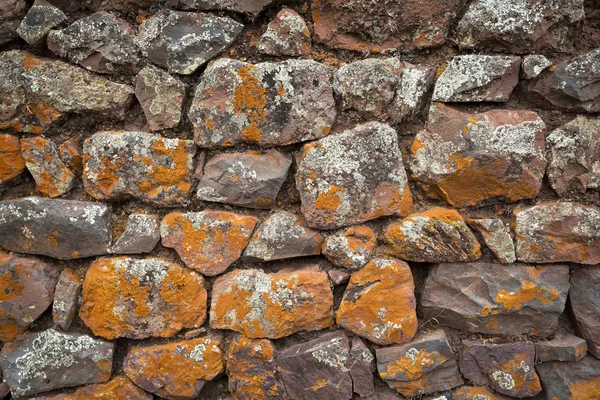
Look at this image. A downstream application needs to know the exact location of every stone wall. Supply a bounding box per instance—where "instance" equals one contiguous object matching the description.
[0,0,599,399]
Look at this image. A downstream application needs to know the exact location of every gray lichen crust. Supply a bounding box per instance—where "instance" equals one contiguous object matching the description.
[16,0,67,45]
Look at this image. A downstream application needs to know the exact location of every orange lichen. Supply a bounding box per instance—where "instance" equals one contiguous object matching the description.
[23,54,40,71]
[241,122,262,142]
[568,376,600,399]
[496,352,541,394]
[496,280,559,311]
[204,119,215,130]
[68,376,149,399]
[410,139,426,155]
[315,185,343,211]
[233,66,267,143]
[47,231,59,247]
[385,349,446,380]
[0,134,25,183]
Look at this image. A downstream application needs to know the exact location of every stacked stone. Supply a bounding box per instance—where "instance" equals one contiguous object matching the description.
[0,0,599,399]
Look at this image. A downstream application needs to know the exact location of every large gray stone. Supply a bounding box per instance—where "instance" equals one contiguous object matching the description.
[16,0,67,45]
[536,356,600,400]
[570,266,600,358]
[109,213,160,255]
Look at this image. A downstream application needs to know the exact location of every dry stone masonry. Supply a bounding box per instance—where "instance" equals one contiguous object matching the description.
[0,0,599,399]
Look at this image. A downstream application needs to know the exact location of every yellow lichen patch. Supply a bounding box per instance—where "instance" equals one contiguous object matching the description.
[315,185,343,211]
[496,280,559,311]
[69,376,149,399]
[0,134,25,184]
[452,386,498,399]
[23,54,41,71]
[385,349,446,380]
[410,138,426,155]
[312,379,328,391]
[47,231,59,247]
[150,138,192,190]
[568,376,600,399]
[205,118,215,130]
[241,121,262,142]
[233,66,267,143]
[0,266,25,302]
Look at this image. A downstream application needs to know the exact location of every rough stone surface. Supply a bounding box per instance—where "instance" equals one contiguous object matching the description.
[135,65,185,131]
[0,134,25,185]
[83,131,196,206]
[16,0,67,45]
[410,105,547,207]
[0,252,58,342]
[160,210,258,275]
[296,122,412,230]
[196,150,291,209]
[190,58,336,148]
[458,340,541,398]
[170,0,276,15]
[79,256,207,339]
[0,197,111,259]
[536,356,600,399]
[312,0,465,52]
[135,10,243,75]
[376,329,463,397]
[226,335,282,400]
[328,268,350,285]
[337,258,417,345]
[210,268,333,339]
[384,208,481,263]
[468,218,516,264]
[53,269,82,331]
[124,336,224,400]
[451,386,512,400]
[58,139,83,173]
[47,12,140,73]
[349,336,375,397]
[0,328,114,398]
[546,115,600,195]
[110,213,160,255]
[420,263,570,336]
[522,55,553,79]
[0,51,134,133]
[514,202,600,264]
[21,137,76,198]
[456,0,585,53]
[536,333,588,362]
[322,225,376,270]
[38,376,153,399]
[569,266,600,358]
[259,8,310,56]
[243,211,322,262]
[0,0,26,46]
[432,55,520,102]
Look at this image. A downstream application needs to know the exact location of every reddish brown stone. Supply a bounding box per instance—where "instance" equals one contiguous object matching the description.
[0,134,25,185]
[328,268,350,285]
[171,0,275,14]
[337,258,417,345]
[349,336,375,397]
[570,266,600,358]
[160,210,258,276]
[52,269,82,331]
[322,225,376,270]
[135,65,185,131]
[21,137,75,198]
[468,218,516,264]
[536,356,600,400]
[259,8,310,56]
[0,0,26,46]
[452,386,512,400]
[58,139,83,173]
[536,333,588,362]
[38,376,153,399]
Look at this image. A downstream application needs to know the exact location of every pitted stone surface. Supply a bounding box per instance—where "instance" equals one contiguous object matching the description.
[0,328,114,398]
[0,134,25,185]
[21,137,75,198]
[420,263,570,336]
[210,268,334,339]
[135,65,185,131]
[0,197,111,259]
[0,252,59,342]
[135,10,243,75]
[468,218,516,264]
[376,330,463,397]
[196,150,291,209]
[52,269,82,331]
[16,0,67,45]
[171,0,276,15]
[536,356,600,399]
[296,122,412,230]
[110,213,160,255]
[259,8,311,56]
[322,225,376,270]
[522,55,553,79]
[190,58,336,148]
[79,256,207,339]
[336,258,417,345]
[384,208,481,263]
[456,0,585,53]
[124,336,224,400]
[513,202,600,264]
[243,211,323,262]
[569,266,600,358]
[410,105,547,207]
[535,333,588,362]
[83,131,196,206]
[160,210,258,275]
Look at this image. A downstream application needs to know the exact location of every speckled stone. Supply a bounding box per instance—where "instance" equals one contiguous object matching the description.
[110,213,160,255]
[468,218,516,264]
[536,356,600,399]
[322,225,376,270]
[16,0,67,45]
[0,0,26,46]
[52,269,82,331]
[135,65,185,131]
[258,8,310,56]
[522,55,553,79]
[170,0,276,15]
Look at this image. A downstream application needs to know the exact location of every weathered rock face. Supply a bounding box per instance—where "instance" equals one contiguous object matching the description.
[322,225,376,270]
[243,211,322,262]
[135,10,243,75]
[522,54,553,80]
[536,356,600,400]
[546,116,600,195]
[47,12,140,73]
[135,65,185,131]
[376,330,463,397]
[190,58,336,148]
[160,210,257,275]
[0,328,114,398]
[536,333,588,362]
[384,208,481,263]
[433,55,520,102]
[420,263,570,336]
[0,134,25,185]
[83,131,196,206]
[16,0,67,45]
[79,256,207,339]
[0,252,59,342]
[124,336,224,400]
[196,150,291,209]
[456,0,585,53]
[58,139,83,173]
[459,341,541,398]
[337,258,417,345]
[513,202,600,264]
[468,218,516,264]
[210,268,333,338]
[296,122,412,230]
[451,386,512,400]
[312,0,465,52]
[0,197,111,259]
[41,376,153,400]
[259,8,310,56]
[569,266,600,358]
[52,269,82,331]
[20,137,76,198]
[0,51,134,133]
[525,49,600,112]
[226,335,282,400]
[410,105,547,207]
[349,336,376,397]
[171,0,275,15]
[110,213,160,255]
